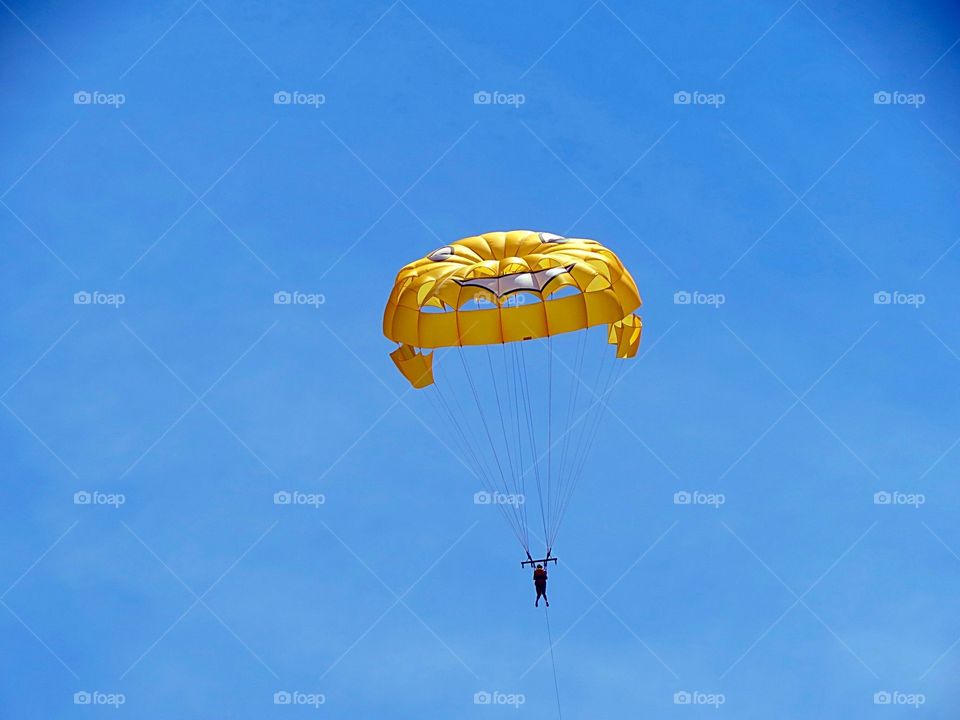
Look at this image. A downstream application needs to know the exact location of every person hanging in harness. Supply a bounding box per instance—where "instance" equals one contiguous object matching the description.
[533,564,549,607]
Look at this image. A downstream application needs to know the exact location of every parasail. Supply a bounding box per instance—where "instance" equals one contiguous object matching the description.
[383,230,642,562]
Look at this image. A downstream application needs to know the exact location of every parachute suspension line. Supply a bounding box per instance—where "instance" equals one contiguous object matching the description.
[485,347,517,485]
[456,347,509,488]
[553,350,615,540]
[548,328,589,548]
[542,338,594,545]
[427,384,489,491]
[456,347,530,551]
[433,372,482,469]
[432,376,528,552]
[515,339,546,548]
[554,328,587,533]
[546,335,554,552]
[433,375,501,497]
[504,342,531,548]
[554,353,625,540]
[544,606,563,720]
[517,338,550,550]
[485,345,528,550]
[572,353,622,490]
[427,386,498,515]
[429,384,522,549]
[547,332,612,543]
[567,336,613,480]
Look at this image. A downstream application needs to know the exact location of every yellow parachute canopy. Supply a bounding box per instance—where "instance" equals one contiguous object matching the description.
[384,230,642,387]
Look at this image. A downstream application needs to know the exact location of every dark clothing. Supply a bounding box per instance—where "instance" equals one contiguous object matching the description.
[533,568,548,606]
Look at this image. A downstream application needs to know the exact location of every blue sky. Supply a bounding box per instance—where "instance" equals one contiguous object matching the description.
[2,0,959,717]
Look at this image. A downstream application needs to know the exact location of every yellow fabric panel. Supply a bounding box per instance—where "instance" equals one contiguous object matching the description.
[390,344,435,388]
[500,302,550,343]
[457,308,502,345]
[381,299,396,337]
[612,275,641,316]
[418,309,458,348]
[545,293,589,336]
[583,288,624,325]
[609,314,643,358]
[542,272,580,297]
[390,305,421,346]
